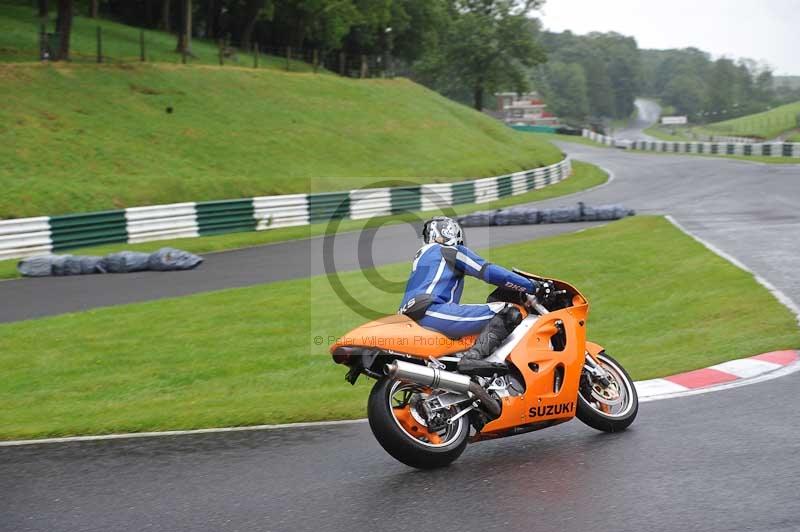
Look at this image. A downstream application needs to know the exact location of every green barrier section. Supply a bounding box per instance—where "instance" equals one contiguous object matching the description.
[451,182,475,205]
[543,166,552,186]
[50,210,128,251]
[196,199,256,236]
[524,170,537,191]
[496,175,513,198]
[744,144,753,156]
[762,144,772,156]
[308,192,350,224]
[510,125,559,134]
[727,144,735,155]
[783,143,793,157]
[390,186,422,214]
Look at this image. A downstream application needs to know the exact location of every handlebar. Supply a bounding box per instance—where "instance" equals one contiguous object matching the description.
[525,294,550,315]
[525,282,567,315]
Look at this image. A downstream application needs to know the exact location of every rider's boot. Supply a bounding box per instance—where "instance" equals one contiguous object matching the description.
[457,306,523,376]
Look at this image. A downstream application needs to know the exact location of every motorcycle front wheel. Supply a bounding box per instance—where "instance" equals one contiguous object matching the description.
[367,377,469,469]
[577,351,638,432]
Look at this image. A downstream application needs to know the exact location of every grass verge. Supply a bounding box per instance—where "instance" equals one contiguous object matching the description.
[522,132,614,148]
[644,125,695,141]
[1,215,798,440]
[0,160,607,280]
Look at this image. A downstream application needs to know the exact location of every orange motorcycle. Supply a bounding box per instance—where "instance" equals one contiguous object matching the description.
[330,270,638,469]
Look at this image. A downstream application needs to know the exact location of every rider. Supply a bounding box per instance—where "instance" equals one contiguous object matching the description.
[399,216,542,373]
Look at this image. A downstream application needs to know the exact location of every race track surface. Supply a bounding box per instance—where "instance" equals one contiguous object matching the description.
[2,371,799,532]
[612,98,660,140]
[2,143,798,322]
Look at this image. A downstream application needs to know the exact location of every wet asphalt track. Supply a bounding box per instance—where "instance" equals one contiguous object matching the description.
[2,370,799,532]
[612,98,660,141]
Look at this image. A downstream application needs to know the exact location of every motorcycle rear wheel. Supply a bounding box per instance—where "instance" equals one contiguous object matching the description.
[368,377,469,469]
[577,351,638,432]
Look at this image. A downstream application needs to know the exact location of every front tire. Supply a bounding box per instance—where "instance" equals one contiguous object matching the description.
[577,351,638,432]
[367,377,469,469]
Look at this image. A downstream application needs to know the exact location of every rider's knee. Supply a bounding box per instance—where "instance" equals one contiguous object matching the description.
[498,305,523,332]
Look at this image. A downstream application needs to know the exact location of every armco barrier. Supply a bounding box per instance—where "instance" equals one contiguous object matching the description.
[582,129,800,158]
[0,158,572,261]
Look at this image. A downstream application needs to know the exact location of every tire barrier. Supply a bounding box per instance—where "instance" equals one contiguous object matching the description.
[17,248,203,277]
[581,129,800,158]
[457,202,634,227]
[0,158,572,261]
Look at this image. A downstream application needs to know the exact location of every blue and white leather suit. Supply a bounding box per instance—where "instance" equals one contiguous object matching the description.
[399,243,535,338]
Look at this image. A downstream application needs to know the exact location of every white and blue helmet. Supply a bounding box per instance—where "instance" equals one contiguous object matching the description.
[422,216,464,247]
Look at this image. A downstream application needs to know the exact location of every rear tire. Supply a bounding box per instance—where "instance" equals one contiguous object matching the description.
[577,351,638,432]
[367,377,468,469]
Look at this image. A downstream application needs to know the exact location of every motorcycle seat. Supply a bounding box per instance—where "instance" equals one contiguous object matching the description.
[333,314,477,358]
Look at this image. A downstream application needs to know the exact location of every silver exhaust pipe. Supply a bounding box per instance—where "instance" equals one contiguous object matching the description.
[385,360,472,394]
[384,360,502,418]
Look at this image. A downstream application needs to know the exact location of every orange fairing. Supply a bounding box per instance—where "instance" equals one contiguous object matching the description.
[330,314,477,357]
[478,298,590,436]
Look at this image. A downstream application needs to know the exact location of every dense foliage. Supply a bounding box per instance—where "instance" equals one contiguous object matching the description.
[640,48,800,123]
[532,30,641,122]
[27,0,800,123]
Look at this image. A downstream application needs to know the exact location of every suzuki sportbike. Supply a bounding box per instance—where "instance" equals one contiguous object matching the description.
[330,270,638,469]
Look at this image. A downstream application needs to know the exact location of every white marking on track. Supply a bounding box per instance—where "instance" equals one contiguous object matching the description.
[665,215,800,326]
[638,360,800,403]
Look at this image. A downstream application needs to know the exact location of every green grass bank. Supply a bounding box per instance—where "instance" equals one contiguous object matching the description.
[705,101,800,139]
[0,61,561,219]
[1,216,797,440]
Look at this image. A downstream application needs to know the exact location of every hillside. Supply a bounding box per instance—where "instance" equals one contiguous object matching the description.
[0,63,561,218]
[705,100,800,139]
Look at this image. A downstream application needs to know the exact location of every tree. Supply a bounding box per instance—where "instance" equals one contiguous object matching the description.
[388,0,448,63]
[89,0,98,18]
[38,0,49,19]
[240,0,273,52]
[205,0,221,39]
[534,61,588,122]
[707,58,738,115]
[663,74,707,119]
[175,0,192,54]
[159,0,171,31]
[55,0,74,60]
[431,0,547,110]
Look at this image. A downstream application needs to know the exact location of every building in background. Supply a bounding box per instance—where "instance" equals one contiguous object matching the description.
[495,92,560,127]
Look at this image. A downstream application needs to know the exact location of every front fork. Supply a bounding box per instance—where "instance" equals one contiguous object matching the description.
[583,352,611,387]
